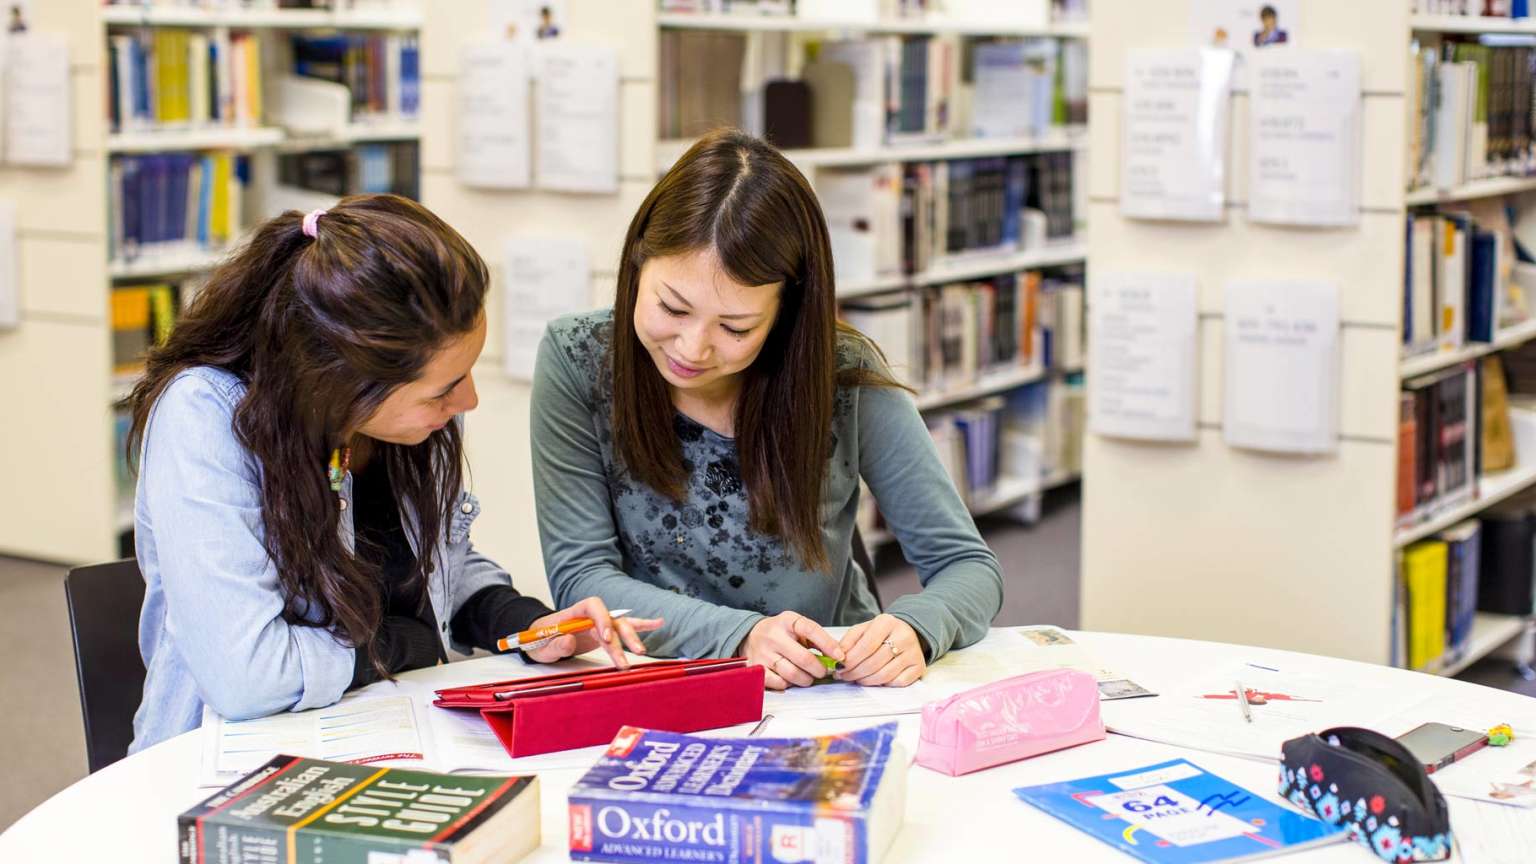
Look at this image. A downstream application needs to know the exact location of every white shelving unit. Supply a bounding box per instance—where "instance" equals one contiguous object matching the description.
[1429,613,1530,677]
[659,9,1091,554]
[838,241,1088,299]
[1399,318,1536,379]
[1080,3,1536,675]
[657,11,1088,39]
[915,366,1046,412]
[1411,14,1536,35]
[100,4,422,30]
[657,127,1086,173]
[83,2,421,556]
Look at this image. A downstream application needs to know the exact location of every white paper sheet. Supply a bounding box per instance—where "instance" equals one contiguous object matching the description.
[1450,798,1536,863]
[535,43,618,194]
[0,199,16,329]
[3,31,70,166]
[200,693,429,787]
[1121,49,1234,222]
[1102,663,1419,762]
[457,42,531,190]
[503,235,591,380]
[1088,272,1199,442]
[1248,50,1361,227]
[1223,280,1340,454]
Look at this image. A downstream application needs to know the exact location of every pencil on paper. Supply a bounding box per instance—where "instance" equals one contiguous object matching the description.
[495,609,632,653]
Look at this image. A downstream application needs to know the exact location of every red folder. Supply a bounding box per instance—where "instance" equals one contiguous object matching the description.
[433,658,765,758]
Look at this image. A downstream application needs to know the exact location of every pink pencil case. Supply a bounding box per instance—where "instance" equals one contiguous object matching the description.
[915,668,1105,776]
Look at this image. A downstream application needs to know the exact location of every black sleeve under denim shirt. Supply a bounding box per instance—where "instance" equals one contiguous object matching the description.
[348,461,555,689]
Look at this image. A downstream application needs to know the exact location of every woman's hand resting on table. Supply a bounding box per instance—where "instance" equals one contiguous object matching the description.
[521,596,663,668]
[835,614,927,688]
[739,611,846,690]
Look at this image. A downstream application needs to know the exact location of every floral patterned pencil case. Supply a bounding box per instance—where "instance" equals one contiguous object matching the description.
[1279,727,1452,862]
[915,668,1105,776]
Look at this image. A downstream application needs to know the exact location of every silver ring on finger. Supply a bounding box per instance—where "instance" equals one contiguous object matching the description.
[883,638,901,656]
[771,656,787,673]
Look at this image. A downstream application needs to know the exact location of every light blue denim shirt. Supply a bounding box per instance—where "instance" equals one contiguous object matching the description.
[130,366,510,753]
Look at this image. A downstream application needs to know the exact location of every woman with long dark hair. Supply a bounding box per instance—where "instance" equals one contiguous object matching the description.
[126,194,659,751]
[532,130,1002,691]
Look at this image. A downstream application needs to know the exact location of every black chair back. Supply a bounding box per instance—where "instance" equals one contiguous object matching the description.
[64,559,146,773]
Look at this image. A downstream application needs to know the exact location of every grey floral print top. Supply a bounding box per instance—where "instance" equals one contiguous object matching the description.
[531,309,1003,662]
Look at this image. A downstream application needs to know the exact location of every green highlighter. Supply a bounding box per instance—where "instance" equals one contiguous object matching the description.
[811,651,842,683]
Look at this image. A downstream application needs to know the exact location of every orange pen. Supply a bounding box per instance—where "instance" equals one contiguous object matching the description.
[495,609,631,653]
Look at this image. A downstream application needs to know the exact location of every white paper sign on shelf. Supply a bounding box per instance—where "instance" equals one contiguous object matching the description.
[535,43,618,194]
[1088,273,1199,443]
[1120,49,1234,223]
[3,31,71,167]
[0,199,16,330]
[1223,280,1340,455]
[504,236,591,381]
[1248,50,1361,227]
[457,42,531,190]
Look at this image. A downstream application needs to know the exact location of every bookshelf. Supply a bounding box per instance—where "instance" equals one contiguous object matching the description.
[1083,2,1535,676]
[0,0,424,562]
[655,6,1091,546]
[656,11,1087,39]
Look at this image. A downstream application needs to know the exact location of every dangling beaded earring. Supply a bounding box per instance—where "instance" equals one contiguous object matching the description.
[328,446,352,508]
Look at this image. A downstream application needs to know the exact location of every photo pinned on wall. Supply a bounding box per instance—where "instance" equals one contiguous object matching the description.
[489,0,569,44]
[5,0,28,36]
[1189,0,1300,90]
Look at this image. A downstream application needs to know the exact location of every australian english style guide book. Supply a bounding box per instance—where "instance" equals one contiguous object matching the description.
[568,723,907,864]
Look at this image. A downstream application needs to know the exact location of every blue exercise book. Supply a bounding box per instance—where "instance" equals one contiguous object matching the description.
[1014,758,1347,863]
[568,723,905,864]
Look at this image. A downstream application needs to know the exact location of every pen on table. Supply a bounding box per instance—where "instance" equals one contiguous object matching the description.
[495,609,632,653]
[749,714,774,737]
[1234,681,1253,724]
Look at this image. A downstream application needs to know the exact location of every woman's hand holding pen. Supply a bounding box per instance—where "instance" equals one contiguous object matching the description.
[522,597,663,668]
[740,611,846,691]
[836,614,927,688]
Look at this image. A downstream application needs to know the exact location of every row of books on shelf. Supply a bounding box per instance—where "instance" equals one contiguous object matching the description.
[109,152,249,265]
[107,30,419,136]
[843,270,1083,394]
[278,140,420,200]
[111,281,183,377]
[1397,505,1536,672]
[658,30,1085,147]
[1407,38,1536,192]
[1411,0,1534,16]
[290,33,421,122]
[1397,361,1486,526]
[928,377,1084,510]
[823,152,1078,285]
[659,0,1089,25]
[108,30,265,132]
[1401,210,1534,356]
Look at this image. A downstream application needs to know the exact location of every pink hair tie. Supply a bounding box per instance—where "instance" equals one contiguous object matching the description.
[302,208,327,239]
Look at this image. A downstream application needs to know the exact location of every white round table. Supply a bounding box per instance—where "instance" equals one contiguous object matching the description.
[4,631,1534,862]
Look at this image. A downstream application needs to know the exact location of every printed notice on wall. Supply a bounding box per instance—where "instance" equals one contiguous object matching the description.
[1248,50,1361,227]
[504,236,591,380]
[1089,273,1199,443]
[1223,280,1339,455]
[535,43,618,194]
[1120,49,1234,223]
[1189,0,1301,91]
[3,31,71,167]
[458,42,531,190]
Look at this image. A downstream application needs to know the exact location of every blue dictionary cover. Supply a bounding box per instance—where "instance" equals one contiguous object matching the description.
[1014,758,1346,864]
[568,723,905,864]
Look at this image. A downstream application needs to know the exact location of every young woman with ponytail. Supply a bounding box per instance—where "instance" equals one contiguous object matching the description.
[125,195,659,751]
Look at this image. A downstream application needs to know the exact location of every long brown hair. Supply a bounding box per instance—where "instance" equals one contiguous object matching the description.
[612,129,903,572]
[125,194,489,672]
